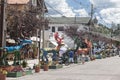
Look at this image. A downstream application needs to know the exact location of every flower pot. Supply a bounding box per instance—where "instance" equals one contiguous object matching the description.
[0,73,6,80]
[43,64,48,71]
[35,66,40,73]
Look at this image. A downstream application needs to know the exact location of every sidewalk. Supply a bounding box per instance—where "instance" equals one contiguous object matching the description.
[6,56,120,80]
[7,63,81,80]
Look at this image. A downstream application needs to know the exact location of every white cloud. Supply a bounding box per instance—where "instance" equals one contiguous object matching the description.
[90,0,120,26]
[74,9,89,17]
[45,0,120,26]
[45,0,75,17]
[100,8,120,24]
[110,0,120,7]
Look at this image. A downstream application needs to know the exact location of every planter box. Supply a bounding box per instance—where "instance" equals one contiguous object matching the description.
[7,72,22,77]
[95,55,102,59]
[25,70,32,75]
[41,64,63,69]
[49,64,63,69]
[85,57,89,62]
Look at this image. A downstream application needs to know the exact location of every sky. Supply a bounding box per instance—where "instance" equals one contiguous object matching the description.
[44,0,120,27]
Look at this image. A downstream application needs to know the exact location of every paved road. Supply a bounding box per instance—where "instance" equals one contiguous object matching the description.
[7,56,120,80]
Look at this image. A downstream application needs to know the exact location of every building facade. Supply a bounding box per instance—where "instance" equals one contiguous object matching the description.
[44,17,91,48]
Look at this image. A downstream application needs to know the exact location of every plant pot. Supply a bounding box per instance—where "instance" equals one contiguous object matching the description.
[0,73,6,80]
[43,64,48,71]
[35,66,40,73]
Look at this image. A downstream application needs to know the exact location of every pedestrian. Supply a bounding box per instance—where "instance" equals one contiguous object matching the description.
[68,50,74,63]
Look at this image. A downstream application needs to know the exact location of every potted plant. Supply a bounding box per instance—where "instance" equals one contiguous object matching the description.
[34,63,40,73]
[21,60,28,68]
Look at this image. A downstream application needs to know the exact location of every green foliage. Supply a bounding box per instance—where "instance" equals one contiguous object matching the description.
[21,60,28,68]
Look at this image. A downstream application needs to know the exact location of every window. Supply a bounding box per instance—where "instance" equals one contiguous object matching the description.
[52,26,55,32]
[45,27,50,30]
[32,0,37,6]
[58,27,64,31]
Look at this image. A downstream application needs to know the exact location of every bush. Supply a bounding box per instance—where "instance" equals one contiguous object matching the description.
[21,60,27,68]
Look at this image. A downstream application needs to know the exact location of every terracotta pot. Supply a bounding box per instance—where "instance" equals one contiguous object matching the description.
[0,73,6,80]
[43,64,48,71]
[35,66,40,73]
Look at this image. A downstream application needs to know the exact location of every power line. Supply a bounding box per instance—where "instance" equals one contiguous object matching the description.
[45,1,66,17]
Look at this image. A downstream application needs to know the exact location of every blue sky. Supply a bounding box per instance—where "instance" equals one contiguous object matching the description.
[45,0,120,27]
[66,0,91,16]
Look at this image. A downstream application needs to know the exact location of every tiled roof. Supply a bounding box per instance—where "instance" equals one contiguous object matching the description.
[7,0,29,4]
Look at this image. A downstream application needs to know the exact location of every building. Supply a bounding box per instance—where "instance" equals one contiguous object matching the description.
[44,17,91,48]
[47,17,90,33]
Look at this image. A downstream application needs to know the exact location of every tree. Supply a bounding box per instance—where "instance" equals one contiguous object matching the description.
[6,3,49,42]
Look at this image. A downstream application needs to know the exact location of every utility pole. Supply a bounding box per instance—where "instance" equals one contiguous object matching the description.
[91,4,93,23]
[89,3,94,58]
[41,0,45,49]
[0,0,6,56]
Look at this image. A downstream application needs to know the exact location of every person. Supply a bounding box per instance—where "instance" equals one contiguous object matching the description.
[68,50,74,63]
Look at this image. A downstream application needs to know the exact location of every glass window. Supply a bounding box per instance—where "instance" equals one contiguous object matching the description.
[52,26,55,32]
[58,27,64,31]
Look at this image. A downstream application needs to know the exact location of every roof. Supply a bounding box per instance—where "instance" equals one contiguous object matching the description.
[7,0,29,4]
[47,17,91,24]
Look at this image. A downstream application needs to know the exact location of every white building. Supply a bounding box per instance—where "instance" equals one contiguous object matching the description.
[44,17,91,48]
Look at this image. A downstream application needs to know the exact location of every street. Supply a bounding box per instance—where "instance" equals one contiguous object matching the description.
[7,56,120,80]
